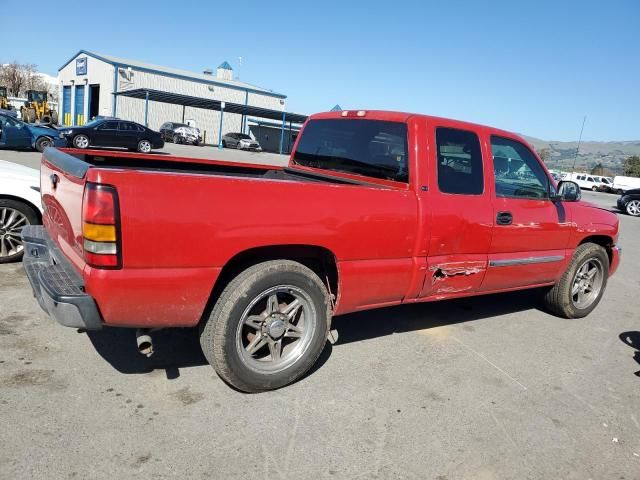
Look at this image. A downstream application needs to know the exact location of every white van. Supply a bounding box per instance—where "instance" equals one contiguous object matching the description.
[612,175,640,194]
[569,173,606,191]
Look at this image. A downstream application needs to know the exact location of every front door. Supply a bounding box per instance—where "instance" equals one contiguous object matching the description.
[92,120,119,147]
[481,134,572,291]
[0,116,31,148]
[420,123,494,297]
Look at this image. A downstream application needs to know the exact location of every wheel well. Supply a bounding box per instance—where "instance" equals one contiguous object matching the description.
[200,245,339,324]
[0,194,42,222]
[579,235,614,264]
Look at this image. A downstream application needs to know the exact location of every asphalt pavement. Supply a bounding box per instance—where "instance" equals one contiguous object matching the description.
[1,146,639,479]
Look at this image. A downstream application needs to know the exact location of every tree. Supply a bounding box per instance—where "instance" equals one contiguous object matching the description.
[536,148,552,164]
[623,156,640,177]
[0,62,51,98]
[591,162,605,176]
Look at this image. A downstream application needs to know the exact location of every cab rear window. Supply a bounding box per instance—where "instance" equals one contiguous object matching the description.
[293,119,408,183]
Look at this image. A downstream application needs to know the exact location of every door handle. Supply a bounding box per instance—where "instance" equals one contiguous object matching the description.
[496,211,512,225]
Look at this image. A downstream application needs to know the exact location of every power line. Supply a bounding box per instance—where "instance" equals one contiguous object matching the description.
[571,115,587,173]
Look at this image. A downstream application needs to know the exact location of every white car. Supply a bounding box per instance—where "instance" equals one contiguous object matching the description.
[568,173,607,191]
[612,175,640,194]
[0,159,42,262]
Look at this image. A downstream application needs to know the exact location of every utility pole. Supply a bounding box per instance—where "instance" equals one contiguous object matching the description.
[571,116,587,173]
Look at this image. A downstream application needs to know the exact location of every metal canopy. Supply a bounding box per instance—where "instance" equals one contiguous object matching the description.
[113,88,308,124]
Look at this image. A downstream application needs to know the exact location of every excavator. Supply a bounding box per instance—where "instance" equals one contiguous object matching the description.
[20,90,58,124]
[0,86,14,112]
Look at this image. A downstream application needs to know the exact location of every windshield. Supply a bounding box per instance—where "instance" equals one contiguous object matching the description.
[293,119,408,182]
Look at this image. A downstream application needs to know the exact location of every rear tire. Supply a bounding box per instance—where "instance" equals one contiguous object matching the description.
[173,134,181,144]
[137,139,152,153]
[543,243,609,318]
[200,260,331,392]
[0,199,39,264]
[591,186,597,192]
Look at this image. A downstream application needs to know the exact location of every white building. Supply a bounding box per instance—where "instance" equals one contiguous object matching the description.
[57,50,287,144]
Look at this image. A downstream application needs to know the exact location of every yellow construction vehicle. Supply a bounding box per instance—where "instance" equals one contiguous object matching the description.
[20,90,58,124]
[0,86,13,111]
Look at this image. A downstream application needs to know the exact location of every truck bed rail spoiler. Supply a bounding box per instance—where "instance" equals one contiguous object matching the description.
[43,147,91,179]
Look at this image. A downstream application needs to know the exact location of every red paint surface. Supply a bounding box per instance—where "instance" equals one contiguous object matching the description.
[40,111,621,327]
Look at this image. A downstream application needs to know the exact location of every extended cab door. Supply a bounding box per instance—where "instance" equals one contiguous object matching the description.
[419,122,493,297]
[480,133,572,291]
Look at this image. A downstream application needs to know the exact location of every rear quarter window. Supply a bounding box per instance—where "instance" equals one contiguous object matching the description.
[293,119,408,183]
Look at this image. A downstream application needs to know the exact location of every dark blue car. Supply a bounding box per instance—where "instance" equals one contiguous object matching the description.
[0,112,66,152]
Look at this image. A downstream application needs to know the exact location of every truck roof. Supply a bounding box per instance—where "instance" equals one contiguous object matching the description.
[309,110,520,141]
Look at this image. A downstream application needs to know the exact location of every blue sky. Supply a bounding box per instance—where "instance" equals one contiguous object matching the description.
[2,0,638,141]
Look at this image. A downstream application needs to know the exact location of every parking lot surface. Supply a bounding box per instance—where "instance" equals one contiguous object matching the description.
[1,149,639,479]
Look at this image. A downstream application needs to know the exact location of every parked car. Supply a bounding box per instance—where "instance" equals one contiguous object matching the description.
[617,188,640,217]
[0,112,66,152]
[22,110,620,392]
[0,159,42,263]
[60,119,164,153]
[569,173,607,191]
[612,175,640,194]
[221,132,262,151]
[159,122,202,145]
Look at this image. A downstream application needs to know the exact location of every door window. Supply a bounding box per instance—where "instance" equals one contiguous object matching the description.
[436,127,483,195]
[98,121,118,130]
[491,136,550,199]
[118,122,138,131]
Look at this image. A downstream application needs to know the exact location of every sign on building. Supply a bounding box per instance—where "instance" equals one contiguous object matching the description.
[76,57,87,76]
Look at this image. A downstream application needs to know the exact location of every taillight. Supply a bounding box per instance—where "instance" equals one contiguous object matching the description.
[82,183,121,268]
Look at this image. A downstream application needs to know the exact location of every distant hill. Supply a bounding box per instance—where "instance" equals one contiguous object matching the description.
[522,135,640,174]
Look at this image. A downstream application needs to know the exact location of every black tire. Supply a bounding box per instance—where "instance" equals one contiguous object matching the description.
[35,136,53,152]
[137,139,152,153]
[173,134,181,144]
[0,199,39,264]
[543,243,609,318]
[221,140,227,148]
[200,260,331,392]
[51,111,59,125]
[41,115,52,124]
[73,134,89,149]
[591,186,597,192]
[626,199,640,217]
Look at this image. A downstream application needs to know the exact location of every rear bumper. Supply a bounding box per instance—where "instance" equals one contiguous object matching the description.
[21,225,103,330]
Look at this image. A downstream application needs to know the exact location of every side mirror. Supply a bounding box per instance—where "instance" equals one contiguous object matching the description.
[555,181,581,202]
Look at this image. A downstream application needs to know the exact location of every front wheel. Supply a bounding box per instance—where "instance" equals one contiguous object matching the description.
[73,134,89,149]
[137,139,152,153]
[35,136,53,152]
[544,243,609,318]
[591,186,598,192]
[200,260,331,392]
[626,200,640,217]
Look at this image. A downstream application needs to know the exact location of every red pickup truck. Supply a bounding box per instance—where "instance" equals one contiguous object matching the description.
[22,110,621,392]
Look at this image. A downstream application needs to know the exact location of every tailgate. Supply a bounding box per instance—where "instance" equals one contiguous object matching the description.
[40,148,91,273]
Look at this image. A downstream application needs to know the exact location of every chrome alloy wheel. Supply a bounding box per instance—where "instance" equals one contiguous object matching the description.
[138,140,152,153]
[74,135,89,148]
[571,258,604,309]
[236,285,316,373]
[626,200,640,217]
[0,207,28,258]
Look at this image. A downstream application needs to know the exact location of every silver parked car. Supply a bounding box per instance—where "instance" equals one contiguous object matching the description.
[221,132,262,151]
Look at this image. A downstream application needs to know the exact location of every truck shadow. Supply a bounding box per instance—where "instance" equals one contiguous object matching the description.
[619,331,640,377]
[87,288,548,379]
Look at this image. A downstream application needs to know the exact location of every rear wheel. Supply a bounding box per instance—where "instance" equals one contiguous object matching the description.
[221,140,227,148]
[200,260,331,392]
[173,134,181,144]
[0,199,39,263]
[137,139,152,153]
[35,136,53,152]
[591,186,598,192]
[626,200,640,217]
[73,134,89,149]
[544,243,609,318]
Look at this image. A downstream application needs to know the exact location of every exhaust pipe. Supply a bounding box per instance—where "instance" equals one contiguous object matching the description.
[136,329,154,357]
